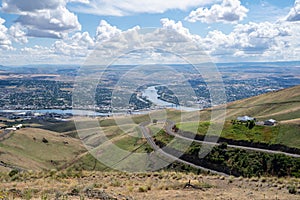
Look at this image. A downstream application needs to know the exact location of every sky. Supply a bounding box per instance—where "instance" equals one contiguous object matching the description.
[0,0,299,65]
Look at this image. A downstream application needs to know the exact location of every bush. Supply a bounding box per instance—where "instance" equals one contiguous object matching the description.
[23,189,33,200]
[110,179,121,187]
[138,186,148,192]
[288,185,297,194]
[42,137,48,143]
[8,169,18,177]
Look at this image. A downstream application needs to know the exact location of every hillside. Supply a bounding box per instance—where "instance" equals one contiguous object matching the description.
[155,85,300,127]
[0,128,86,171]
[1,86,299,171]
[174,85,300,124]
[0,170,299,199]
[174,85,300,149]
[224,85,300,121]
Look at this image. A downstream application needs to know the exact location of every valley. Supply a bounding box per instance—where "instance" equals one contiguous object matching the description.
[0,65,300,199]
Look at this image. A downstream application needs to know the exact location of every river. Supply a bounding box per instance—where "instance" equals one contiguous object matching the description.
[0,86,199,116]
[141,86,201,111]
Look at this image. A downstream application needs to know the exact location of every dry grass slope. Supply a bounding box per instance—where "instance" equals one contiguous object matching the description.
[225,85,300,121]
[0,171,299,199]
[179,85,300,122]
[0,128,86,171]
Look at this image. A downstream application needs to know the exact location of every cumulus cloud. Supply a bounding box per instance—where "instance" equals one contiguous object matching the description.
[69,0,218,16]
[0,20,122,65]
[199,21,296,61]
[53,31,94,57]
[1,0,62,13]
[0,18,13,50]
[186,0,248,24]
[1,17,299,65]
[285,0,300,21]
[160,18,198,41]
[1,0,81,39]
[19,19,205,65]
[87,19,210,65]
[8,23,27,43]
[95,20,121,42]
[232,22,291,53]
[90,19,299,63]
[12,32,94,65]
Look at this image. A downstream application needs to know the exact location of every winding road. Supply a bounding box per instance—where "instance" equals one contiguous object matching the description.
[139,119,300,176]
[139,122,229,176]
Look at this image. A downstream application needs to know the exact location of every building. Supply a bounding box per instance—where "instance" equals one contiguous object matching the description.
[6,127,17,131]
[15,124,23,129]
[237,116,255,122]
[264,119,277,126]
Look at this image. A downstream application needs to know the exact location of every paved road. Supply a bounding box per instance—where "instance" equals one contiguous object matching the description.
[165,120,300,158]
[139,122,229,176]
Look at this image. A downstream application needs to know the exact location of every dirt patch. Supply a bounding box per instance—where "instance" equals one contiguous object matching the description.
[281,118,300,124]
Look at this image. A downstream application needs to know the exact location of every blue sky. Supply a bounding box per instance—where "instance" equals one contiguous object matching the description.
[0,0,299,65]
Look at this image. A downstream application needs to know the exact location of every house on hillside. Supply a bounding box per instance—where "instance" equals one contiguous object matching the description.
[237,116,255,122]
[15,124,23,129]
[264,119,277,126]
[5,127,17,131]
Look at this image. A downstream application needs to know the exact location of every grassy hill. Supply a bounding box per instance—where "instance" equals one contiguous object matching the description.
[0,115,155,172]
[223,85,300,121]
[177,86,300,149]
[0,128,86,171]
[175,85,300,122]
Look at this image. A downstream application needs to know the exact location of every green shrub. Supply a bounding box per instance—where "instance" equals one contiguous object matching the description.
[288,185,297,194]
[138,186,147,192]
[8,169,19,177]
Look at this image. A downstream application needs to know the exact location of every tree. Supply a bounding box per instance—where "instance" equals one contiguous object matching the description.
[152,119,158,124]
[9,169,19,177]
[248,120,255,129]
[219,142,228,149]
[42,137,48,143]
[172,125,179,132]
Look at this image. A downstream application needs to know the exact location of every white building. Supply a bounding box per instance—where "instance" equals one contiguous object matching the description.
[15,124,23,129]
[237,116,255,122]
[264,119,277,126]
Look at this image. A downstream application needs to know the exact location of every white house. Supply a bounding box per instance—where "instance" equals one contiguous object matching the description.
[15,124,23,129]
[264,119,277,126]
[237,116,255,122]
[6,127,17,131]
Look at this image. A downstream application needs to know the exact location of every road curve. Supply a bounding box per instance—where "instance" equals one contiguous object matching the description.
[139,122,229,176]
[165,120,300,158]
